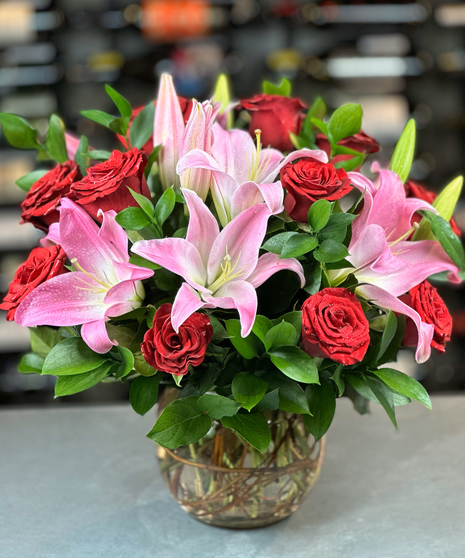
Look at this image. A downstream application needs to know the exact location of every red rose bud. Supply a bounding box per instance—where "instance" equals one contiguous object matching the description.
[400,281,452,353]
[237,94,306,152]
[117,97,193,154]
[70,148,150,221]
[301,288,370,366]
[141,303,213,376]
[405,180,462,237]
[316,131,380,157]
[0,245,67,321]
[281,158,352,222]
[20,161,81,232]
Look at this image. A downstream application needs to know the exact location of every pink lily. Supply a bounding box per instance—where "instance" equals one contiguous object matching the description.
[331,165,460,363]
[132,189,305,337]
[177,123,328,226]
[153,74,218,199]
[15,199,154,354]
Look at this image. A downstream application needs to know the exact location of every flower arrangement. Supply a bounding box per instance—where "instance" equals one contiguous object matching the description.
[0,74,463,456]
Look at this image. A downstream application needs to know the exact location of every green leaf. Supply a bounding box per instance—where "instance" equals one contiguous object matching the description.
[262,232,298,255]
[80,110,115,129]
[144,144,161,178]
[330,365,345,396]
[303,381,336,440]
[264,321,297,351]
[347,373,410,407]
[109,116,130,136]
[418,210,465,270]
[308,199,332,232]
[377,311,397,361]
[42,337,107,376]
[252,315,273,343]
[333,154,363,172]
[18,353,44,374]
[372,368,431,409]
[225,319,261,359]
[111,346,134,379]
[262,78,291,97]
[326,212,357,228]
[314,239,349,263]
[133,351,158,376]
[390,119,415,183]
[87,150,112,160]
[253,389,280,412]
[128,187,155,218]
[304,261,322,295]
[311,117,328,136]
[55,363,111,397]
[264,373,311,414]
[115,207,151,230]
[147,396,212,449]
[45,114,68,163]
[30,326,63,358]
[0,113,39,149]
[281,234,318,258]
[272,311,302,344]
[74,136,89,175]
[197,394,241,419]
[366,376,397,427]
[221,412,271,452]
[327,104,362,145]
[303,96,326,136]
[105,84,132,118]
[129,102,155,150]
[129,375,160,416]
[154,186,176,226]
[15,169,49,192]
[232,372,268,411]
[269,346,319,384]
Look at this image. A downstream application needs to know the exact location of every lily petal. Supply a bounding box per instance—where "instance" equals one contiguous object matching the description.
[171,282,206,332]
[39,222,61,247]
[357,283,434,363]
[247,252,306,288]
[230,181,284,220]
[15,273,106,327]
[81,319,115,354]
[205,280,258,337]
[183,189,220,268]
[98,208,129,262]
[207,203,272,285]
[131,237,208,292]
[153,74,185,190]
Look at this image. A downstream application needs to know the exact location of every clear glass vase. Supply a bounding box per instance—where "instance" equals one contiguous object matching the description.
[156,396,325,529]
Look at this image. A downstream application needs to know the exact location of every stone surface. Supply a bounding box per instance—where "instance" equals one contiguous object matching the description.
[1,396,464,558]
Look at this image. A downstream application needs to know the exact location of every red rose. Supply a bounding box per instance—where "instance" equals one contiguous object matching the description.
[237,94,307,152]
[316,131,380,157]
[20,161,81,232]
[405,180,461,237]
[141,303,213,376]
[0,245,67,321]
[400,281,452,353]
[301,288,370,365]
[117,97,193,154]
[281,158,352,222]
[70,148,150,220]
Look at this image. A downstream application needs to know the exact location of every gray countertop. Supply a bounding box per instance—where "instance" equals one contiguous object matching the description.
[1,396,464,558]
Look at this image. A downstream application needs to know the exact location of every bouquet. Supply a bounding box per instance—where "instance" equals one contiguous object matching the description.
[0,74,463,454]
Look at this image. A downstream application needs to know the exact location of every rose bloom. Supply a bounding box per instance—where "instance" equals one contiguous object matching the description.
[20,161,81,232]
[117,97,193,154]
[281,158,352,222]
[302,288,370,365]
[0,245,67,321]
[70,148,150,221]
[316,131,380,157]
[141,303,213,376]
[405,180,461,237]
[400,281,452,353]
[237,94,306,152]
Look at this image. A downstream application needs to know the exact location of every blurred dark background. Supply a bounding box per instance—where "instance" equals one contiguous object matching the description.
[1,0,465,406]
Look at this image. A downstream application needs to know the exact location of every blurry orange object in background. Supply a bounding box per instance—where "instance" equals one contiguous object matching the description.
[141,0,211,42]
